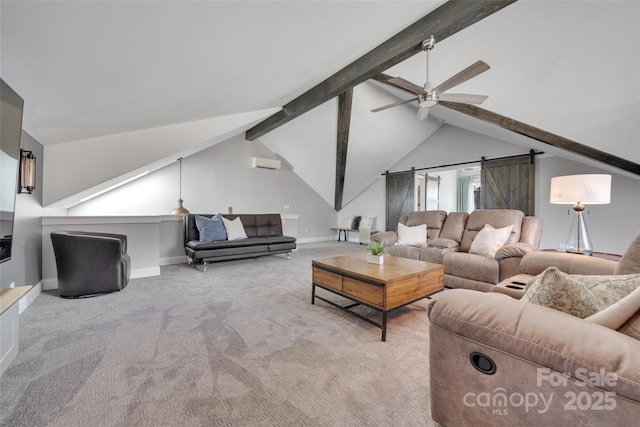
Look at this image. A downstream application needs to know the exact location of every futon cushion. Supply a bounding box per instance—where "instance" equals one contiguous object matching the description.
[195,214,227,242]
[222,216,248,240]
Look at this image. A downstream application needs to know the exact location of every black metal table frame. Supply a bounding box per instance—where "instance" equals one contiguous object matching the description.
[312,282,437,342]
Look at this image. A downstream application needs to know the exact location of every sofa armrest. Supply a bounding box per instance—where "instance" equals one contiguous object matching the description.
[372,231,397,246]
[428,289,640,402]
[494,242,535,261]
[520,251,618,276]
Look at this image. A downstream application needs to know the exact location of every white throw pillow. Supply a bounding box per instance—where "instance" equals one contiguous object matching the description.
[344,216,353,228]
[396,223,427,246]
[222,216,248,240]
[469,224,513,258]
[359,215,376,230]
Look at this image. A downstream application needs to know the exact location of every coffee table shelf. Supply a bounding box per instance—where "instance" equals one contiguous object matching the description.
[311,253,444,341]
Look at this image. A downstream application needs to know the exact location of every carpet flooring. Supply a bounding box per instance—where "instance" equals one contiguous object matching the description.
[0,242,439,426]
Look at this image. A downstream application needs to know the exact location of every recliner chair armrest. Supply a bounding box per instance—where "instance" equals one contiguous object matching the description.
[428,289,640,402]
[495,242,535,261]
[520,251,617,275]
[372,231,397,246]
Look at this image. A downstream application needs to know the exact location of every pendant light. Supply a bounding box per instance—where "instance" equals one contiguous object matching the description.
[170,157,190,215]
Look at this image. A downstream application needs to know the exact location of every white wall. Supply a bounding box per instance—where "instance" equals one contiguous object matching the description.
[68,135,337,241]
[343,124,640,254]
[535,156,640,254]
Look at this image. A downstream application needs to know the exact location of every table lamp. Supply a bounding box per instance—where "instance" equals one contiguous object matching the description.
[550,174,611,255]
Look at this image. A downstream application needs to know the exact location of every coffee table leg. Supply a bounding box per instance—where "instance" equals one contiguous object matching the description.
[381,312,387,342]
[311,283,316,304]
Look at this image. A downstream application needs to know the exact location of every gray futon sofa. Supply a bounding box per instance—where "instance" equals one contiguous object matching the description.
[184,213,296,271]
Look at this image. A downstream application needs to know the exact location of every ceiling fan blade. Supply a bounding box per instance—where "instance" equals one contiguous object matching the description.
[438,93,488,104]
[371,98,415,112]
[433,60,490,94]
[416,107,430,120]
[389,77,428,95]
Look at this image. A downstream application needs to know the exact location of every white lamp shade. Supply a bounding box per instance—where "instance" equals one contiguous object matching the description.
[550,174,611,204]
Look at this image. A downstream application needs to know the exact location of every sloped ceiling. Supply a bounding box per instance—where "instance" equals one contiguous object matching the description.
[1,1,638,210]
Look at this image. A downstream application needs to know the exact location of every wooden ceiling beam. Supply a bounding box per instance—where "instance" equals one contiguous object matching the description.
[440,101,640,176]
[335,89,353,211]
[246,0,517,141]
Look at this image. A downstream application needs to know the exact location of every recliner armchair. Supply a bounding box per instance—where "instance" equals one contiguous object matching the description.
[427,232,640,426]
[51,231,131,298]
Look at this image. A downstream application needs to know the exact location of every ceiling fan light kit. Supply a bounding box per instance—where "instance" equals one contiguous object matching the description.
[372,36,490,120]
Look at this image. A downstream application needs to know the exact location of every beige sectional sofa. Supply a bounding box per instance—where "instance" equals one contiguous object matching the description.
[373,209,543,292]
[427,232,640,426]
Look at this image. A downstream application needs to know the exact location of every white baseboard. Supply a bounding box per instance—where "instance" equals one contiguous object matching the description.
[19,282,42,314]
[42,278,57,291]
[159,256,188,266]
[131,267,161,279]
[296,236,334,244]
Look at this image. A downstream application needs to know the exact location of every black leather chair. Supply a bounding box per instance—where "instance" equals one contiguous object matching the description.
[51,231,131,298]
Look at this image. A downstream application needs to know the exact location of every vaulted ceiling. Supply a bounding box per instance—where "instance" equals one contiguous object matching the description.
[2,1,638,210]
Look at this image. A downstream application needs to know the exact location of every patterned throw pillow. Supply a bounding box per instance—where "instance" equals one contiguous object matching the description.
[195,214,227,242]
[522,267,640,319]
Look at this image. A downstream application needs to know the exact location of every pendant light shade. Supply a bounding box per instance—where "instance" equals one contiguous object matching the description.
[170,157,190,215]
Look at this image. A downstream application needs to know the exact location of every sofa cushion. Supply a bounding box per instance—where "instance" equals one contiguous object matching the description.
[443,251,499,284]
[521,267,640,318]
[195,214,227,242]
[438,212,469,243]
[222,216,248,240]
[428,237,459,249]
[469,224,513,258]
[615,232,640,275]
[396,223,427,246]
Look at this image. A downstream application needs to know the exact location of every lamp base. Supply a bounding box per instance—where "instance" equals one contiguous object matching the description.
[564,208,593,256]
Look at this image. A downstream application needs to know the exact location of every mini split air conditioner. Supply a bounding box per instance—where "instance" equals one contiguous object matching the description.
[251,157,281,170]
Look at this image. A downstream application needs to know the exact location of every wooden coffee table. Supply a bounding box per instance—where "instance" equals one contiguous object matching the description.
[311,253,444,341]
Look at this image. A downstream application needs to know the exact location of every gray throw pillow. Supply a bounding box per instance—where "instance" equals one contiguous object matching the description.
[195,214,227,242]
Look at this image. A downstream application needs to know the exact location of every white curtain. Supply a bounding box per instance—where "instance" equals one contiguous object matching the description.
[457,176,473,212]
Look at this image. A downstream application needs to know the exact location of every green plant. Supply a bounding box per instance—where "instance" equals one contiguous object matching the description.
[366,241,388,256]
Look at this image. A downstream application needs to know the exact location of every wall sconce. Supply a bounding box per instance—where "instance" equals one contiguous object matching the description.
[19,149,36,194]
[550,174,611,255]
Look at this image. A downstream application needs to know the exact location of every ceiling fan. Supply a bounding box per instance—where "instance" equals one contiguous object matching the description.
[371,36,490,120]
